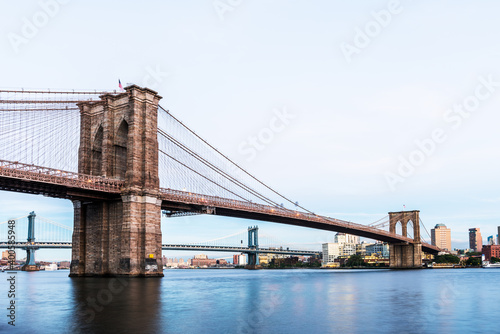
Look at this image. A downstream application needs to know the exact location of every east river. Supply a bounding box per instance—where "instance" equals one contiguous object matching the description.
[1,268,499,333]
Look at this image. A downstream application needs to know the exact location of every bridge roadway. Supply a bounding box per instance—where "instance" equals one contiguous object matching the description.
[0,159,440,254]
[160,189,440,254]
[0,242,319,256]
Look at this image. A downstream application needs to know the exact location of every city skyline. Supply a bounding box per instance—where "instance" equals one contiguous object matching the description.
[2,194,498,261]
[6,221,499,263]
[2,1,500,259]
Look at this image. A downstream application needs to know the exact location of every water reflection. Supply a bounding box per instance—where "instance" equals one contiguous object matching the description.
[69,277,162,333]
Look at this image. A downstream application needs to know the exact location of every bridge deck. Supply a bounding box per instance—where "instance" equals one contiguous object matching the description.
[0,159,440,254]
[160,189,440,254]
[0,159,123,199]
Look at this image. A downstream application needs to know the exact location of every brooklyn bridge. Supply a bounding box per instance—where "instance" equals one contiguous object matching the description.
[0,86,440,276]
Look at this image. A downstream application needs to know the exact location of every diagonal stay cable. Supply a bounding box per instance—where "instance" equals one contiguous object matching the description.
[159,148,256,204]
[158,106,318,215]
[158,128,281,208]
[419,218,432,241]
[368,215,389,226]
[158,128,269,203]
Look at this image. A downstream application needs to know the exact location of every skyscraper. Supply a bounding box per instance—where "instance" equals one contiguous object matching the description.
[469,228,483,252]
[488,236,495,245]
[431,224,452,251]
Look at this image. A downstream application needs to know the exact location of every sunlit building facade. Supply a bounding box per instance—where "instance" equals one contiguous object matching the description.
[322,243,341,265]
[431,224,452,251]
[469,228,483,253]
[365,243,389,258]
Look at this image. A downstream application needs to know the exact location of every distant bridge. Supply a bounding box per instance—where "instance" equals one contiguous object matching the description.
[0,215,319,267]
[0,242,318,256]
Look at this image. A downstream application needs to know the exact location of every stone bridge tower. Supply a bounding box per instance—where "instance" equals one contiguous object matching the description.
[388,210,422,269]
[70,85,163,277]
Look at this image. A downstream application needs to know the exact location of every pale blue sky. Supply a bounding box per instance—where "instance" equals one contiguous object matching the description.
[1,1,500,260]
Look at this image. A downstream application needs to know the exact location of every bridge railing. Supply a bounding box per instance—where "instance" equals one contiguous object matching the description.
[0,159,123,193]
[159,188,426,245]
[0,242,72,249]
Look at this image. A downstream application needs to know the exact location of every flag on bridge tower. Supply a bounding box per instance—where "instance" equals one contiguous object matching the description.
[118,79,124,91]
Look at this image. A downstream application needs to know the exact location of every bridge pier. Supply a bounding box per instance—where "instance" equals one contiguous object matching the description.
[245,226,262,270]
[22,211,39,271]
[70,86,163,277]
[388,210,423,269]
[389,243,422,268]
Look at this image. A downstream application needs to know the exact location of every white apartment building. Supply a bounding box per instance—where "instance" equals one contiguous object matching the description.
[322,243,341,264]
[334,233,360,245]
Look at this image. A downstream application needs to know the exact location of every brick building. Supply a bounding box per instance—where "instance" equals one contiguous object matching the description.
[191,258,217,267]
[482,245,500,261]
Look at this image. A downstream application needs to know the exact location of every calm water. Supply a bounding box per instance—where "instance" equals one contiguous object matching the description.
[1,268,499,334]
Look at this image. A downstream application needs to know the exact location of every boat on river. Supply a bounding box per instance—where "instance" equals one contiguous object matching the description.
[482,261,500,268]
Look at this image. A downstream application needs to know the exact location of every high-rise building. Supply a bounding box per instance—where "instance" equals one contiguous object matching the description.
[431,224,452,251]
[469,228,483,252]
[322,233,363,266]
[334,232,360,244]
[322,243,341,265]
[488,236,495,245]
[333,233,359,257]
[498,226,500,244]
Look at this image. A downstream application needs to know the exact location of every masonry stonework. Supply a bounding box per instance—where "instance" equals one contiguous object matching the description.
[388,210,423,269]
[70,85,163,277]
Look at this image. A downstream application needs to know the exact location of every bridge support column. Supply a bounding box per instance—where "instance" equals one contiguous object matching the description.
[22,211,39,271]
[388,210,423,269]
[245,226,261,270]
[70,85,163,277]
[389,243,422,269]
